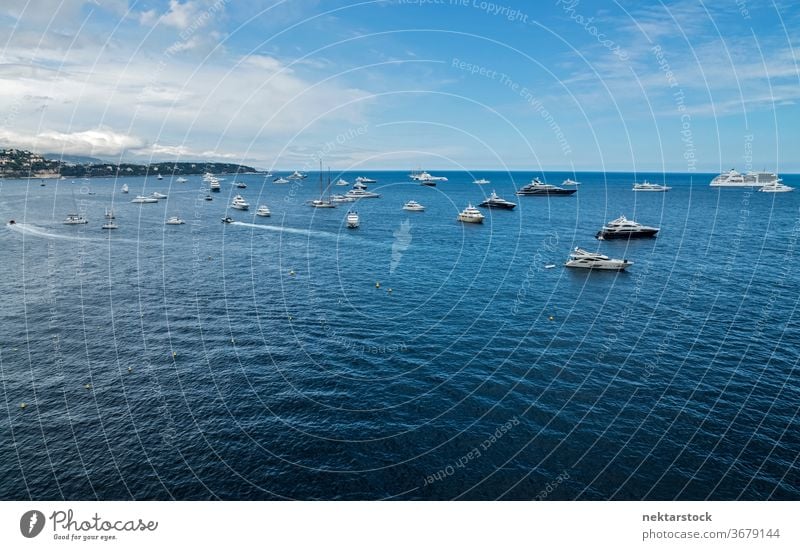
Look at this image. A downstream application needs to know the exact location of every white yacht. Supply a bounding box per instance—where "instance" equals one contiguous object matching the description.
[101,220,118,230]
[131,195,158,203]
[355,176,377,184]
[473,178,490,184]
[710,169,781,187]
[632,181,671,192]
[478,191,516,210]
[457,204,485,224]
[562,178,581,186]
[230,195,249,210]
[758,181,794,193]
[353,180,368,190]
[596,215,659,240]
[63,213,88,225]
[121,184,129,194]
[166,216,185,225]
[151,191,168,199]
[335,178,350,186]
[346,211,360,228]
[330,194,356,203]
[412,171,447,185]
[176,177,188,183]
[288,171,307,180]
[256,205,271,216]
[310,199,336,208]
[273,177,290,184]
[565,247,632,271]
[403,200,425,211]
[345,188,381,199]
[209,178,221,192]
[235,181,247,188]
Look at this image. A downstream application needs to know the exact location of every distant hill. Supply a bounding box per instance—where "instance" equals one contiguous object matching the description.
[42,153,104,165]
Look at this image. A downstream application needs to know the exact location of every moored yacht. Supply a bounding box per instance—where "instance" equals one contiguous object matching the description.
[288,171,307,180]
[273,177,290,184]
[230,194,249,210]
[403,200,425,211]
[710,169,781,187]
[473,178,490,184]
[345,187,381,199]
[565,247,632,271]
[151,191,168,199]
[346,211,360,228]
[457,204,485,224]
[562,178,581,186]
[595,215,659,240]
[330,194,355,203]
[516,178,576,196]
[209,178,221,192]
[632,181,671,192]
[758,181,794,193]
[478,191,516,210]
[235,181,247,189]
[131,195,158,203]
[335,178,350,186]
[121,184,129,193]
[355,176,376,184]
[256,205,271,216]
[63,213,88,225]
[165,215,185,225]
[101,220,118,230]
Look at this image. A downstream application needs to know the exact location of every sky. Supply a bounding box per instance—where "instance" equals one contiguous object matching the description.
[0,0,797,172]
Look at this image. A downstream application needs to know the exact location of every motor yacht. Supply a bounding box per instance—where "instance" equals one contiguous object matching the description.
[221,216,234,224]
[632,181,671,191]
[209,179,221,192]
[131,195,158,203]
[235,182,247,188]
[355,176,377,184]
[166,216,185,225]
[473,178,490,184]
[256,205,271,216]
[335,178,350,186]
[345,188,381,199]
[63,213,88,225]
[758,181,794,193]
[516,178,576,196]
[273,177,290,184]
[101,220,118,230]
[346,211,360,228]
[230,194,249,210]
[710,169,781,187]
[121,184,129,193]
[204,195,213,201]
[478,191,516,210]
[330,194,356,203]
[565,247,632,271]
[562,178,581,186]
[457,204,485,224]
[403,200,425,211]
[151,191,168,199]
[176,177,188,183]
[595,215,659,240]
[288,171,307,180]
[410,171,447,183]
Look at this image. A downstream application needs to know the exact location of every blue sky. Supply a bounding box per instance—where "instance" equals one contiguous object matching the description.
[0,0,797,172]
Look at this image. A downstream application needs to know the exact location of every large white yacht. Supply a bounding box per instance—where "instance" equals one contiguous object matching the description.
[411,171,447,185]
[517,178,576,196]
[710,169,781,187]
[565,247,632,271]
[632,181,671,192]
[230,195,250,210]
[345,187,381,199]
[596,215,659,240]
[758,181,794,193]
[457,204,484,224]
[355,176,377,184]
[131,195,158,203]
[63,213,88,225]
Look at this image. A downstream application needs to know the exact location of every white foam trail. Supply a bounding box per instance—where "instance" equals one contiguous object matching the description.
[231,221,340,240]
[5,222,128,243]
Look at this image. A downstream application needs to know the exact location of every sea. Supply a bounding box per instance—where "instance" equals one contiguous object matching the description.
[1,170,798,500]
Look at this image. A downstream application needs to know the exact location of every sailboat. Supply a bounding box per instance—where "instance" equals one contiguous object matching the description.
[310,164,336,208]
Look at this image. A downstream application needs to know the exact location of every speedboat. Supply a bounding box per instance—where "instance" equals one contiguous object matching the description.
[473,178,490,184]
[758,181,794,193]
[176,177,188,183]
[151,191,168,199]
[63,213,88,225]
[330,194,356,203]
[288,171,307,180]
[101,221,118,230]
[457,204,485,224]
[121,184,129,193]
[131,195,158,203]
[235,182,247,188]
[565,247,632,271]
[204,195,213,201]
[273,177,290,184]
[403,200,425,211]
[355,176,376,184]
[478,190,516,210]
[595,215,659,240]
[335,178,350,186]
[256,205,271,216]
[632,181,671,191]
[345,188,380,199]
[346,211,360,228]
[710,169,781,187]
[516,178,576,196]
[562,178,581,186]
[230,194,249,210]
[221,216,234,224]
[166,215,185,225]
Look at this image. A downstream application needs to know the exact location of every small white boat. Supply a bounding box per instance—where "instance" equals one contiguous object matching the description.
[335,178,350,186]
[457,204,484,224]
[632,181,671,192]
[346,211,360,228]
[230,194,249,210]
[165,215,185,225]
[288,171,307,180]
[402,200,425,211]
[63,213,88,225]
[355,176,377,184]
[176,177,188,183]
[256,205,271,217]
[121,184,129,194]
[758,181,794,193]
[473,178,490,184]
[151,191,168,199]
[565,247,632,271]
[132,195,158,203]
[562,178,581,186]
[235,182,247,188]
[101,221,118,230]
[273,177,290,184]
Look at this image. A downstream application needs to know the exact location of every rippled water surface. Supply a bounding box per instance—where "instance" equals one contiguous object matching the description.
[1,171,798,500]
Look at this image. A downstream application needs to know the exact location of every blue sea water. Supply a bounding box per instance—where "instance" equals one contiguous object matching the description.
[0,170,798,500]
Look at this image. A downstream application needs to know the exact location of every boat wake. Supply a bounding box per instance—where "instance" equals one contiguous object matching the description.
[6,222,116,243]
[231,221,343,240]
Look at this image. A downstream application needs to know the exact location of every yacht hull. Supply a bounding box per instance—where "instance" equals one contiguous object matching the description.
[596,229,658,240]
[516,189,576,196]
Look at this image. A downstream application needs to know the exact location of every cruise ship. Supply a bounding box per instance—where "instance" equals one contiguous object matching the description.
[710,169,781,187]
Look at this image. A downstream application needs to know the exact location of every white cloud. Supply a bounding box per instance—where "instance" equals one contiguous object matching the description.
[0,127,145,156]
